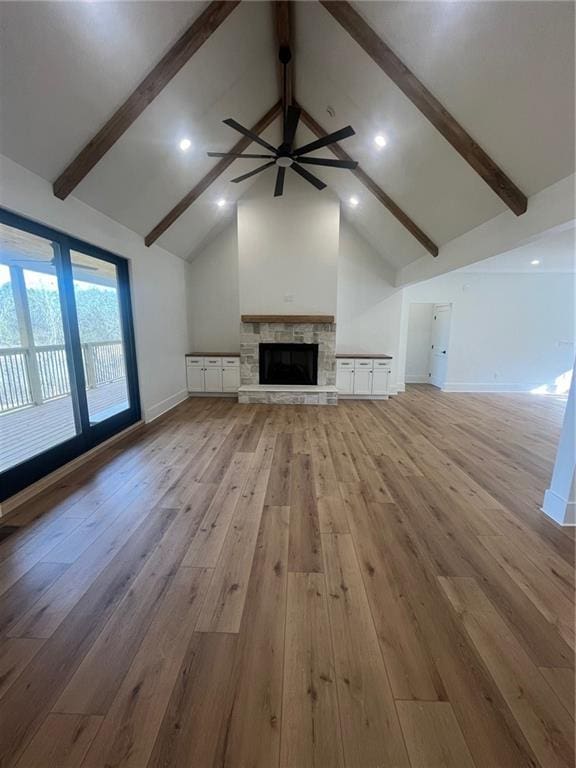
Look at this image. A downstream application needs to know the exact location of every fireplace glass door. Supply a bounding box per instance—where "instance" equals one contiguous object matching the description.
[259,343,318,385]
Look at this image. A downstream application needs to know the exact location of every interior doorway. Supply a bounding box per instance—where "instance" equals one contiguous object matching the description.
[429,304,452,388]
[405,303,435,384]
[405,302,452,389]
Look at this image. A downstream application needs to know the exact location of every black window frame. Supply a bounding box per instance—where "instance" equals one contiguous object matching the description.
[0,206,141,501]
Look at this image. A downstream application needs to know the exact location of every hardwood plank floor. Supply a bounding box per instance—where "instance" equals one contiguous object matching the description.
[0,388,573,768]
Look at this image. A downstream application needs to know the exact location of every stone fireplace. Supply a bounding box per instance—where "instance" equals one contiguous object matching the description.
[238,315,337,404]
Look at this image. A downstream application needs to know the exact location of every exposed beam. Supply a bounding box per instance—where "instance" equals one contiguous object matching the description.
[145,101,282,246]
[53,1,241,200]
[319,0,528,216]
[274,1,294,117]
[298,106,438,257]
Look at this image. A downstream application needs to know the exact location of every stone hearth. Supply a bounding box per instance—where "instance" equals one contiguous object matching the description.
[239,316,337,404]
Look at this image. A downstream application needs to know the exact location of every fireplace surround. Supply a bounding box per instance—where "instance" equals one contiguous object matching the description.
[238,315,337,404]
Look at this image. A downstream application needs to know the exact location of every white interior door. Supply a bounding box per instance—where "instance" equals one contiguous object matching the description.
[429,304,451,388]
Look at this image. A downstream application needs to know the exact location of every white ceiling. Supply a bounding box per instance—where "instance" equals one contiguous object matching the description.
[459,224,576,274]
[0,1,574,268]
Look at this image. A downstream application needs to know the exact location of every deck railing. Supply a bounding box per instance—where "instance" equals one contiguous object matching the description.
[0,341,125,414]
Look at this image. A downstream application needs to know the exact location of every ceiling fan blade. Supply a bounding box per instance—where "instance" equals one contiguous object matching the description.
[291,162,327,191]
[274,166,286,197]
[297,157,358,170]
[294,126,355,156]
[283,105,301,149]
[223,118,277,153]
[230,161,276,183]
[207,152,276,159]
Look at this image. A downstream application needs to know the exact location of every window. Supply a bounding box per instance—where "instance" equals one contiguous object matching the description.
[0,208,140,500]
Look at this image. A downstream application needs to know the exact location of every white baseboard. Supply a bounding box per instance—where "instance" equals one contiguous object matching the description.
[405,375,428,384]
[143,389,189,423]
[441,382,541,393]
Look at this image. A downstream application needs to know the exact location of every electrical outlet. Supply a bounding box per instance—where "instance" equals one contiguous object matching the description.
[284,294,294,303]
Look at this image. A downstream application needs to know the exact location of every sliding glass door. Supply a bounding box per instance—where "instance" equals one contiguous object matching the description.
[0,208,140,500]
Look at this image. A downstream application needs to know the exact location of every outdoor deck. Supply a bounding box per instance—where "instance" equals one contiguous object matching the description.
[0,380,128,472]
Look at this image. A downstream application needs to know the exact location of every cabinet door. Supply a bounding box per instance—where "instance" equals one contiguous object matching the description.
[222,367,240,393]
[204,367,223,392]
[336,368,354,394]
[372,369,390,395]
[353,370,372,395]
[186,365,204,392]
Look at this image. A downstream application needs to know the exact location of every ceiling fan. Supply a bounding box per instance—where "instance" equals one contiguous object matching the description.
[207,47,358,197]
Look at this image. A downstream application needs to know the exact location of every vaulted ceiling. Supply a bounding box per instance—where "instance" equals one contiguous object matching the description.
[0,1,573,271]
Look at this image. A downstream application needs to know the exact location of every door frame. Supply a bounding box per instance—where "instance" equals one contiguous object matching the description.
[0,207,141,501]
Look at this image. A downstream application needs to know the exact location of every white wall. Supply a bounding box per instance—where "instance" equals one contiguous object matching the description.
[0,155,189,421]
[405,303,434,383]
[187,222,240,353]
[237,172,339,315]
[337,222,404,390]
[399,271,575,392]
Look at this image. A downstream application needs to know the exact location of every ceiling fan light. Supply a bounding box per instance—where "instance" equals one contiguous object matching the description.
[276,156,293,168]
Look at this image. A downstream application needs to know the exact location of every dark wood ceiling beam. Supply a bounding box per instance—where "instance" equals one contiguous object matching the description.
[298,106,438,257]
[319,0,528,216]
[145,101,282,246]
[53,1,241,200]
[274,1,294,117]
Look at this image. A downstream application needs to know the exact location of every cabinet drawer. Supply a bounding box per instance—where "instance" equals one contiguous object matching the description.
[373,359,391,369]
[354,359,373,370]
[337,359,355,369]
[186,356,203,367]
[222,357,240,367]
[204,357,222,368]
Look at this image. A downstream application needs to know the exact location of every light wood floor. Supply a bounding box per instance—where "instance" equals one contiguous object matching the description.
[0,387,573,768]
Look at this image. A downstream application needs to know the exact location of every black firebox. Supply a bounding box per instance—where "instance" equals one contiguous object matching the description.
[259,343,318,386]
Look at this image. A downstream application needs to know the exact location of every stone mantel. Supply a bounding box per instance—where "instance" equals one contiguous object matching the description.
[240,314,335,324]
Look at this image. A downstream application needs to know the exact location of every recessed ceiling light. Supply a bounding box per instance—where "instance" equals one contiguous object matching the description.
[179,138,192,152]
[374,134,387,148]
[216,198,227,208]
[349,196,359,208]
[531,259,540,265]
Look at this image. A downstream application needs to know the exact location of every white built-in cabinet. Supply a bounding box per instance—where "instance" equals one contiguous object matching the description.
[336,358,391,398]
[186,356,240,394]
